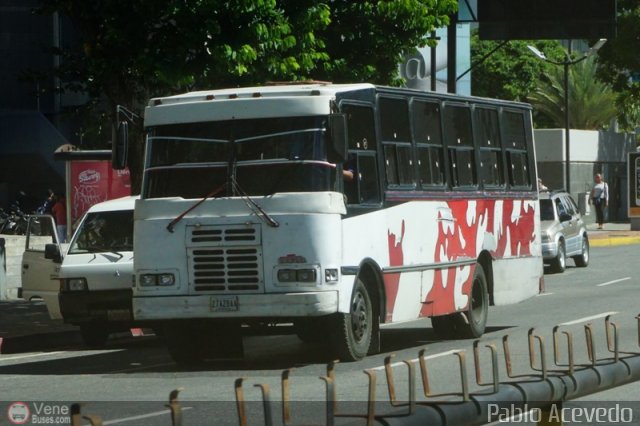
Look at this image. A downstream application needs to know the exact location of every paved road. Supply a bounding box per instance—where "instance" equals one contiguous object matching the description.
[1,238,639,425]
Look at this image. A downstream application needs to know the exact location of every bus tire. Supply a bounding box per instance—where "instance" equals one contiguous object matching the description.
[551,240,566,273]
[331,278,373,361]
[80,322,110,348]
[457,263,489,339]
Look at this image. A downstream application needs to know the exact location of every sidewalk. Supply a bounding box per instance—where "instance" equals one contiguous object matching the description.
[586,222,640,247]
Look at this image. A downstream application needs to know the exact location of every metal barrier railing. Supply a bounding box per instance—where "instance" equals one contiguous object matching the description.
[71,314,640,426]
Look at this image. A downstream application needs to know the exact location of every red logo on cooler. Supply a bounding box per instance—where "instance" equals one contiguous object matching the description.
[78,169,101,184]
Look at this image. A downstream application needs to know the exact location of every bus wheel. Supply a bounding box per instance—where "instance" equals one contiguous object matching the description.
[332,279,373,361]
[80,322,110,348]
[458,263,489,339]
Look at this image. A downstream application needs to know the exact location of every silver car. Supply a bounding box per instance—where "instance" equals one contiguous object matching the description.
[540,191,589,273]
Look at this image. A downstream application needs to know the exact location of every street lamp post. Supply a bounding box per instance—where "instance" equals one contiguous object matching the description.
[527,39,607,195]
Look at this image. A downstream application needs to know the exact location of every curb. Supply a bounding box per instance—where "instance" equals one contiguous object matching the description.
[590,236,640,247]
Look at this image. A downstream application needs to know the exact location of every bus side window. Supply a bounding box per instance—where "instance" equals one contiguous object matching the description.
[413,100,445,187]
[379,97,414,187]
[444,104,476,187]
[342,103,380,205]
[503,111,531,188]
[359,155,381,204]
[475,108,504,187]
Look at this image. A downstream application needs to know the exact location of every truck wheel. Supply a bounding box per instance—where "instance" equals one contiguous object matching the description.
[331,278,373,361]
[80,323,110,348]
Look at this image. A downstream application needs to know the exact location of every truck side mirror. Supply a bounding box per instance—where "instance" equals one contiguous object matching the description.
[327,113,347,163]
[112,121,129,170]
[44,243,62,264]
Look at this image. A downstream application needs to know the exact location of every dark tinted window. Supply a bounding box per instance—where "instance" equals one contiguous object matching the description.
[443,105,473,147]
[475,108,501,148]
[343,104,376,150]
[540,199,555,220]
[503,111,527,149]
[379,98,411,142]
[412,101,442,145]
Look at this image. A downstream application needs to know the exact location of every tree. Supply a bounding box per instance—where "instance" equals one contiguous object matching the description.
[35,0,458,191]
[470,34,566,102]
[527,56,617,129]
[317,0,457,84]
[595,0,640,130]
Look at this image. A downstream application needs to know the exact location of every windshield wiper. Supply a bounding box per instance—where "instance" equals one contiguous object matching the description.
[166,182,227,233]
[86,245,124,260]
[232,179,279,228]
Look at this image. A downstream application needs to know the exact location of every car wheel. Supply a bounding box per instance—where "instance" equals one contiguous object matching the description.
[551,240,566,273]
[573,236,589,267]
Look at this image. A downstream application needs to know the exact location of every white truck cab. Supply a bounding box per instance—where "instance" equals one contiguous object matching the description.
[44,196,138,346]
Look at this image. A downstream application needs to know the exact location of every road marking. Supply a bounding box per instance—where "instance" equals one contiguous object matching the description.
[371,349,461,371]
[536,292,554,297]
[597,277,631,287]
[560,312,618,326]
[0,351,65,362]
[100,407,193,425]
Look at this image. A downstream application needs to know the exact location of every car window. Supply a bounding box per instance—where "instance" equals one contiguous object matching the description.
[540,199,555,220]
[561,196,576,215]
[555,198,567,216]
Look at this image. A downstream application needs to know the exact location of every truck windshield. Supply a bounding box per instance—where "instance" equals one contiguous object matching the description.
[68,210,134,254]
[144,116,338,199]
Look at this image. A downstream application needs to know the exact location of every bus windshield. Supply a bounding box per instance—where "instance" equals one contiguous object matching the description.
[144,116,338,199]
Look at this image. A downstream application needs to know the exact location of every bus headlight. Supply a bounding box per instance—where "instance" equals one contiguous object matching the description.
[276,267,318,285]
[62,278,88,292]
[140,273,175,287]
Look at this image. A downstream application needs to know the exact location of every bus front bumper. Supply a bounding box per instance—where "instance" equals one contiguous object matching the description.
[132,291,339,321]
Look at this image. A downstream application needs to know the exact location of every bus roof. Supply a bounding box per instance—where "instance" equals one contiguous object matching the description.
[144,83,531,127]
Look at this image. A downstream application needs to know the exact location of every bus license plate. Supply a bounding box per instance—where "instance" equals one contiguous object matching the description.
[210,296,239,312]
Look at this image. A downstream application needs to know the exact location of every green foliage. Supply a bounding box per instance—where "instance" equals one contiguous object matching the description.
[527,57,617,130]
[470,34,565,102]
[34,0,457,190]
[596,0,640,129]
[317,0,458,84]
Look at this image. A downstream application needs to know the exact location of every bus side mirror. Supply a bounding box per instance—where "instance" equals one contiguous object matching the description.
[328,113,347,163]
[112,121,129,170]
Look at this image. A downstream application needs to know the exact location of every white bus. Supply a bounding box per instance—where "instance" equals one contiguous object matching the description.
[122,83,543,363]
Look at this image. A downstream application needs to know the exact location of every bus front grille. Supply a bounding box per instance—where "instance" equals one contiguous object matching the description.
[187,224,263,293]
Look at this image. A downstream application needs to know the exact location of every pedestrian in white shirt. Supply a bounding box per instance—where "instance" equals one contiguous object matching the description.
[590,173,608,229]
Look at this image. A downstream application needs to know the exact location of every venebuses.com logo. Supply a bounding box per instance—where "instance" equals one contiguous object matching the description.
[6,402,71,425]
[7,402,30,424]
